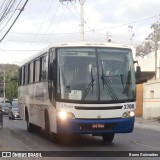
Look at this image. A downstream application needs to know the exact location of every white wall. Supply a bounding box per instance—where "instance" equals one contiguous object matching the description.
[143,79,160,119]
[135,50,160,74]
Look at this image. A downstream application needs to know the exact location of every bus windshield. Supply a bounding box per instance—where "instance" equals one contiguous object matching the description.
[57,47,136,102]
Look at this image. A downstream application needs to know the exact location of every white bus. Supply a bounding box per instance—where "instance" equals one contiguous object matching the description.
[18,42,140,142]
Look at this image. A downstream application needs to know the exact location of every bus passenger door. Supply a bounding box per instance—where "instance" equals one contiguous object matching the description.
[48,48,56,106]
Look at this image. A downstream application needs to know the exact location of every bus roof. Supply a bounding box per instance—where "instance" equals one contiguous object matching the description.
[19,42,133,67]
[49,42,133,50]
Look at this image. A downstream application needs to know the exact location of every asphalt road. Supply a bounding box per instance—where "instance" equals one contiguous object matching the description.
[0,116,160,160]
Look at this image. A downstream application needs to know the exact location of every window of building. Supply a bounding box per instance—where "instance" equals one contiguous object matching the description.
[150,90,154,98]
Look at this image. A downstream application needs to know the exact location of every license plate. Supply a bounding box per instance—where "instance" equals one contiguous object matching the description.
[92,124,105,129]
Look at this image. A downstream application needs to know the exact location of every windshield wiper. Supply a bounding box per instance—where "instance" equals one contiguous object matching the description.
[101,67,118,100]
[81,68,95,101]
[123,71,131,97]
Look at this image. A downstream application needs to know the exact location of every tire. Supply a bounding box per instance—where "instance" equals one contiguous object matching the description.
[44,110,50,138]
[26,110,34,132]
[11,115,14,120]
[27,119,34,132]
[8,116,11,120]
[49,132,58,143]
[102,133,114,143]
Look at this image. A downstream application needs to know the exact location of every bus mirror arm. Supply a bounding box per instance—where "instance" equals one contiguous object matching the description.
[133,60,141,83]
[135,66,141,83]
[133,60,138,64]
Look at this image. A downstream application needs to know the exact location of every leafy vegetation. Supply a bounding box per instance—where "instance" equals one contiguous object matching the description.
[0,64,18,101]
[136,22,160,57]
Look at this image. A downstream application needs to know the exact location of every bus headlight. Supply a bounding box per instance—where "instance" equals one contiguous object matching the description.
[122,111,135,118]
[58,111,67,120]
[58,111,75,120]
[129,111,135,117]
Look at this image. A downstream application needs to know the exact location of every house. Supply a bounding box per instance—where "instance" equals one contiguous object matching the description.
[135,50,160,119]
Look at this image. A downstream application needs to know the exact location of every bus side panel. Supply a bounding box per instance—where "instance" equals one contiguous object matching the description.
[48,106,57,133]
[28,82,49,129]
[18,86,25,120]
[19,82,58,133]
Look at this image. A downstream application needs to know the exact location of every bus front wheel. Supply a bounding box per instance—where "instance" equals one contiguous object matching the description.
[49,132,58,143]
[102,133,114,143]
[26,110,34,132]
[44,110,50,138]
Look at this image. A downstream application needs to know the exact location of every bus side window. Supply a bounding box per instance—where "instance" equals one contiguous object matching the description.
[48,48,55,82]
[29,62,34,84]
[18,68,22,86]
[24,65,29,85]
[40,54,47,81]
[34,58,40,82]
[22,66,25,85]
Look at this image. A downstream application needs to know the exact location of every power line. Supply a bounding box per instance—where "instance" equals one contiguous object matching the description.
[0,0,12,22]
[0,49,40,51]
[34,2,61,48]
[91,15,158,32]
[27,0,56,49]
[48,3,68,33]
[0,0,17,23]
[0,0,29,42]
[0,0,22,32]
[0,0,6,13]
[34,2,70,47]
[5,15,158,37]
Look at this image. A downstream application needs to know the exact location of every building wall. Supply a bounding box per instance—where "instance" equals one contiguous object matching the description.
[143,79,160,119]
[136,84,143,116]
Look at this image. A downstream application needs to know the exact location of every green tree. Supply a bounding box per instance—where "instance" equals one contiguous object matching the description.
[6,69,18,101]
[0,64,18,101]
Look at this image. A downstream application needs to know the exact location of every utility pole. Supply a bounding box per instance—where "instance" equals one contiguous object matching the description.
[0,65,5,102]
[79,0,85,41]
[128,25,134,44]
[106,32,112,42]
[154,23,158,79]
[59,0,85,41]
[3,70,5,103]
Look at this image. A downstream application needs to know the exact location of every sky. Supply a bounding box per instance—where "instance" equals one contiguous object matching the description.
[0,0,160,64]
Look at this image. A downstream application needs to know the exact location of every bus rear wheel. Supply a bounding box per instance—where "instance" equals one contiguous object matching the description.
[102,133,114,143]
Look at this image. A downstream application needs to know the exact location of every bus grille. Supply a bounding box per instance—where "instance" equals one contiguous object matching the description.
[75,106,123,110]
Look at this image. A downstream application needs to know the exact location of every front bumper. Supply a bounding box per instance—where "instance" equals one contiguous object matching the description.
[57,117,135,134]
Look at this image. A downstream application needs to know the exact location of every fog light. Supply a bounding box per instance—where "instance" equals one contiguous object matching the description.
[67,112,75,119]
[122,111,135,118]
[122,112,129,118]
